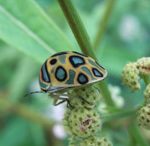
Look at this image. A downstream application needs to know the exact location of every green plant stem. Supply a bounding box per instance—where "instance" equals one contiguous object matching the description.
[93,0,116,49]
[0,98,54,128]
[128,122,149,146]
[103,107,149,146]
[58,0,95,58]
[98,81,116,107]
[128,75,150,145]
[58,0,116,107]
[103,107,137,122]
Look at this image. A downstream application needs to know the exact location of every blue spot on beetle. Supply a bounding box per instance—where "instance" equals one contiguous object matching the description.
[77,73,88,84]
[92,68,103,77]
[41,61,50,83]
[69,55,85,68]
[55,66,67,81]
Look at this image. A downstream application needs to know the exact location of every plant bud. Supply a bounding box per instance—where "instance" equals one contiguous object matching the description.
[122,62,140,91]
[137,104,150,129]
[64,108,102,138]
[144,84,150,104]
[136,57,150,75]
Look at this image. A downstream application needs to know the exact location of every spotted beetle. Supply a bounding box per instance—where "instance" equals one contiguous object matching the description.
[38,51,107,106]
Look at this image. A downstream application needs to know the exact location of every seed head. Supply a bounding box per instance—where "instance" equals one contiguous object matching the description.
[97,137,112,146]
[144,84,150,104]
[137,104,150,129]
[79,137,112,146]
[136,57,150,75]
[64,108,101,138]
[68,85,102,109]
[122,62,140,91]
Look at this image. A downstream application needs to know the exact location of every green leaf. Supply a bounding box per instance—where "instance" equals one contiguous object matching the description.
[0,47,19,64]
[8,57,38,102]
[0,0,74,63]
[0,118,30,146]
[98,45,144,76]
[29,124,46,146]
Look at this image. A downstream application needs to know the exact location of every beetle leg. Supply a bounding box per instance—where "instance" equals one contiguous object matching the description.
[54,98,67,105]
[51,92,74,109]
[54,97,74,109]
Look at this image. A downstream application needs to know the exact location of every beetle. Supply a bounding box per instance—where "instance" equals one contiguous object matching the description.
[38,51,107,106]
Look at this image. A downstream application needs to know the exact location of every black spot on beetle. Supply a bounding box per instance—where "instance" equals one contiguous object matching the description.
[69,55,85,68]
[50,59,57,65]
[41,61,50,83]
[55,66,67,81]
[77,73,88,84]
[92,68,103,77]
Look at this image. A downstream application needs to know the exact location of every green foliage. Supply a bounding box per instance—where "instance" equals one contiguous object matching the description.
[0,0,74,63]
[0,0,149,146]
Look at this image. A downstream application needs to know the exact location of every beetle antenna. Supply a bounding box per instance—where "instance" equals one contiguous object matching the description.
[24,91,45,97]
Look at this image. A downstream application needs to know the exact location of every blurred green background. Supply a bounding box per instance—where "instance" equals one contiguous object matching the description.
[0,0,149,146]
